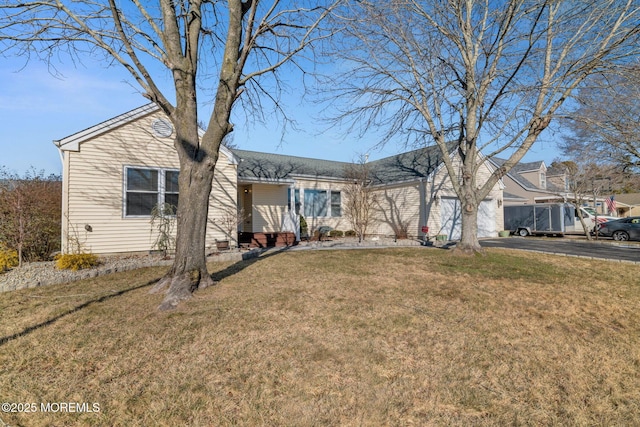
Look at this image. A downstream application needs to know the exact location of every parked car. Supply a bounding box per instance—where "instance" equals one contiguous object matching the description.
[597,216,640,241]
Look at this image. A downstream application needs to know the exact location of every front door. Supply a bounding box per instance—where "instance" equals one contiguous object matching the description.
[240,185,253,232]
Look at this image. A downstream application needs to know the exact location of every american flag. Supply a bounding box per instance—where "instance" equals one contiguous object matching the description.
[605,195,616,214]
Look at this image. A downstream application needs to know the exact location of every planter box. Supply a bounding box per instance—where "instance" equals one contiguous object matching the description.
[498,230,511,237]
[215,240,230,251]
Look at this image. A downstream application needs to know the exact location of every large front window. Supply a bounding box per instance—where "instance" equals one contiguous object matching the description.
[125,167,179,216]
[303,189,341,217]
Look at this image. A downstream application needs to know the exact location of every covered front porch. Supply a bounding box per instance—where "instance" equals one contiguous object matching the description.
[237,180,300,248]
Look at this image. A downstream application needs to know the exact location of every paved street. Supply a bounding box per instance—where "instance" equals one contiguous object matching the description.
[480,237,640,264]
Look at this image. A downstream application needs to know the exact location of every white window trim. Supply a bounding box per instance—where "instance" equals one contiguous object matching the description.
[123,166,180,218]
[300,187,342,218]
[330,190,342,218]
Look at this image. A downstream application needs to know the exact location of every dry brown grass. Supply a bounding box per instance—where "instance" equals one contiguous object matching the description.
[1,248,639,426]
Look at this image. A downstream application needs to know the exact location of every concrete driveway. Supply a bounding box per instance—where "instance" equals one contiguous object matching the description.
[480,237,640,264]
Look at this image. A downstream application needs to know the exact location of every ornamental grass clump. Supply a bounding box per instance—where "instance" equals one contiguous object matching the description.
[55,253,99,271]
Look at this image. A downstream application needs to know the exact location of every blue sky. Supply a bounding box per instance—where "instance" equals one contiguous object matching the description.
[0,56,562,175]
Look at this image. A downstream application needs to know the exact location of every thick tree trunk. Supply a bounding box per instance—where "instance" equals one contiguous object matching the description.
[149,1,244,310]
[453,181,484,255]
[149,93,222,310]
[149,158,217,310]
[455,204,483,255]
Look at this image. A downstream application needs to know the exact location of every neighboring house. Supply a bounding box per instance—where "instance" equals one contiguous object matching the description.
[492,158,640,219]
[492,158,570,206]
[54,104,504,254]
[613,193,640,217]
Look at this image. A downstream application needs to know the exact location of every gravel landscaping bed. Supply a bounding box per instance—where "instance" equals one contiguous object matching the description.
[295,236,425,250]
[0,255,173,293]
[0,238,424,293]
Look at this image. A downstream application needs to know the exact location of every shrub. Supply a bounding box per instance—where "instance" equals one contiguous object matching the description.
[299,215,309,237]
[150,202,176,257]
[0,169,61,264]
[395,230,409,239]
[344,230,357,237]
[329,230,344,238]
[0,247,19,272]
[55,253,99,271]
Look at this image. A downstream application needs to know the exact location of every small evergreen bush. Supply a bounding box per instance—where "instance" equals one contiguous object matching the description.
[299,215,309,237]
[55,253,99,271]
[329,230,344,238]
[0,247,19,272]
[344,230,357,237]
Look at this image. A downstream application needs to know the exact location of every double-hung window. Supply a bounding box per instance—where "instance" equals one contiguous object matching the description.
[164,170,180,209]
[303,189,341,217]
[288,189,301,214]
[330,191,341,217]
[124,167,179,217]
[304,189,328,217]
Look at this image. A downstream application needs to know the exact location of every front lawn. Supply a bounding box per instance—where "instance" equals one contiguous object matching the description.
[1,248,639,426]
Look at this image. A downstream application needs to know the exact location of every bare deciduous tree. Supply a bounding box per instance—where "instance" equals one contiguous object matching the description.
[1,1,340,309]
[326,0,640,253]
[343,157,377,242]
[551,160,598,240]
[560,68,640,174]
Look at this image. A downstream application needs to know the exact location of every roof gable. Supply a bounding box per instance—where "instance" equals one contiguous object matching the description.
[492,157,542,190]
[54,104,160,152]
[54,104,238,164]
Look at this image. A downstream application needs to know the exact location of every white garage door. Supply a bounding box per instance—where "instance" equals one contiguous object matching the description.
[440,198,496,240]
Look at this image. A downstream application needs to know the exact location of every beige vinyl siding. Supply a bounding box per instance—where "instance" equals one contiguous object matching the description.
[365,158,503,239]
[250,184,289,233]
[369,182,422,237]
[519,168,546,189]
[501,173,554,204]
[206,162,239,248]
[63,111,236,254]
[290,157,502,239]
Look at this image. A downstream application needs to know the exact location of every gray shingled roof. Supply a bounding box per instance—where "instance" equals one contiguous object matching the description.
[492,157,539,189]
[367,145,445,185]
[231,145,446,185]
[232,149,352,181]
[511,160,545,173]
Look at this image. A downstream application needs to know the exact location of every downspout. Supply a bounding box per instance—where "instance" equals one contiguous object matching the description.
[290,185,300,242]
[54,141,68,254]
[419,178,427,239]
